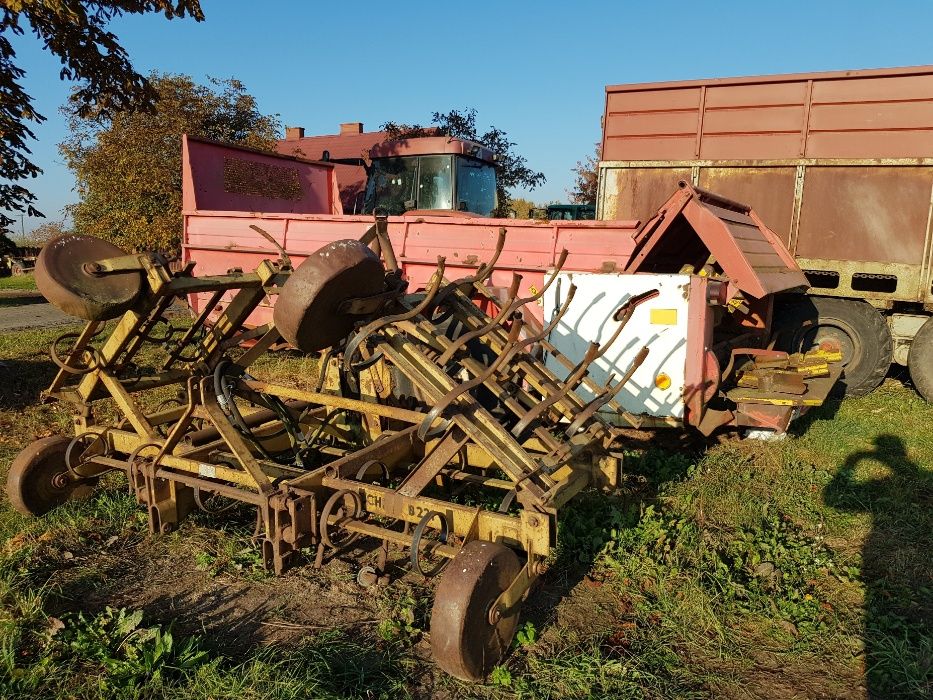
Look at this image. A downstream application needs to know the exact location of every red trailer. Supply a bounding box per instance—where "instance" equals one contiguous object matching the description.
[599,65,933,400]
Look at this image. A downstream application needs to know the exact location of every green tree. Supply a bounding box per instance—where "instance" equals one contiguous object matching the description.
[0,1,204,235]
[26,219,71,246]
[569,142,600,204]
[381,109,545,217]
[60,74,280,253]
[509,197,538,219]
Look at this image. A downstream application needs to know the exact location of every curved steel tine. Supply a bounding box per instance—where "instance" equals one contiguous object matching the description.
[417,317,525,441]
[510,248,569,312]
[476,283,578,386]
[473,227,507,281]
[436,273,522,366]
[510,340,601,440]
[343,257,447,370]
[589,288,660,362]
[429,227,507,312]
[564,345,650,436]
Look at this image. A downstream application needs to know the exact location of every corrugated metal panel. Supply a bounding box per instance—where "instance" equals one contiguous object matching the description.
[603,65,933,162]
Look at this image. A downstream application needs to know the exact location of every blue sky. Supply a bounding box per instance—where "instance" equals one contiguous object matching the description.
[6,0,933,234]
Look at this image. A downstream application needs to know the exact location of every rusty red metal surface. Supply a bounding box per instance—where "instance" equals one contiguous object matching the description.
[276,124,389,213]
[625,182,808,299]
[603,64,933,161]
[184,137,341,215]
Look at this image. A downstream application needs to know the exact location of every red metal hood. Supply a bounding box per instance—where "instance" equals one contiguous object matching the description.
[624,181,808,299]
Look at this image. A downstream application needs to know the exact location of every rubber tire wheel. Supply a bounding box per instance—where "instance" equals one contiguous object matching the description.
[774,296,892,397]
[6,436,95,517]
[908,316,933,402]
[430,540,522,681]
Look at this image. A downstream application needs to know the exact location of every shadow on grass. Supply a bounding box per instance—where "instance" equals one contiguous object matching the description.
[825,434,933,698]
[0,358,58,411]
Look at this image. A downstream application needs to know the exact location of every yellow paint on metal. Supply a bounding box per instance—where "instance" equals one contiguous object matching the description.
[650,308,678,325]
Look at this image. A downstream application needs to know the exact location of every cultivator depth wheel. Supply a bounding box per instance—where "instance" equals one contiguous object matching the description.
[35,235,143,321]
[430,540,523,681]
[273,239,388,352]
[6,436,96,516]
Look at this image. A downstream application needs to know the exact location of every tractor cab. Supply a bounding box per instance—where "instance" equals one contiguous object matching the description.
[363,137,497,216]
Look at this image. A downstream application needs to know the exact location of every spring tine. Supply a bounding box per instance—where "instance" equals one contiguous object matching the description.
[564,345,650,436]
[437,273,522,365]
[474,227,507,281]
[511,248,569,311]
[417,316,525,441]
[589,288,661,362]
[510,340,600,439]
[429,227,508,312]
[344,257,446,370]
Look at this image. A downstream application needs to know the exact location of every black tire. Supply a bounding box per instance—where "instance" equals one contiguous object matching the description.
[773,296,892,398]
[908,316,933,402]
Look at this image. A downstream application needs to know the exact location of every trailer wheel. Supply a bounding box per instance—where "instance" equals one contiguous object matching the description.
[430,540,521,681]
[908,317,933,402]
[774,297,892,397]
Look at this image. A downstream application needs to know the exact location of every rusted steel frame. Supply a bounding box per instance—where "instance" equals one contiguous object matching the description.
[511,427,604,504]
[444,287,634,424]
[219,323,273,351]
[436,273,522,365]
[200,287,274,364]
[564,346,650,437]
[118,295,178,369]
[234,327,282,369]
[115,370,190,394]
[162,290,223,368]
[421,284,575,439]
[397,315,562,452]
[239,380,429,424]
[47,321,104,394]
[96,371,157,438]
[436,250,568,369]
[80,426,294,486]
[510,342,601,439]
[77,309,154,400]
[184,401,316,446]
[439,467,513,491]
[319,476,551,556]
[444,283,579,430]
[342,257,447,371]
[199,379,274,494]
[287,427,418,490]
[397,426,470,497]
[379,330,549,503]
[417,318,525,441]
[152,378,200,466]
[340,518,459,559]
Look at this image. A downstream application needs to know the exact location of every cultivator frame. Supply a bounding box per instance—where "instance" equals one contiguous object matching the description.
[10,225,652,680]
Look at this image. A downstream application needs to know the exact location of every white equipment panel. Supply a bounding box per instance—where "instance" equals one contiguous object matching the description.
[543,272,691,419]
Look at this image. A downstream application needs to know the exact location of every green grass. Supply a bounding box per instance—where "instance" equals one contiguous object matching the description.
[0,274,37,292]
[0,321,930,698]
